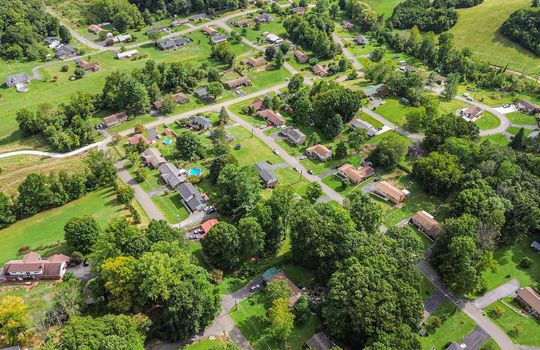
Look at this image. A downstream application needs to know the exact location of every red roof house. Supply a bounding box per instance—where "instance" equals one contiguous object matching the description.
[257,109,285,126]
[200,219,219,238]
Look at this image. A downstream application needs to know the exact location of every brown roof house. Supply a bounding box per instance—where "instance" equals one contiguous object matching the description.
[411,211,442,240]
[242,56,267,68]
[306,332,335,350]
[460,106,483,122]
[337,164,374,184]
[235,19,253,27]
[516,287,540,318]
[127,133,148,145]
[201,25,218,36]
[294,50,309,63]
[312,64,329,77]
[517,99,540,115]
[153,93,189,110]
[373,181,408,205]
[257,109,285,126]
[262,268,302,306]
[75,59,101,72]
[141,148,166,168]
[306,144,332,161]
[251,97,264,111]
[224,76,252,89]
[88,24,103,34]
[3,252,70,282]
[102,111,128,128]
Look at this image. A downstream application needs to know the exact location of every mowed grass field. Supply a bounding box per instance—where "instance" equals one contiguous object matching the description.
[363,0,402,17]
[0,187,126,264]
[450,0,540,75]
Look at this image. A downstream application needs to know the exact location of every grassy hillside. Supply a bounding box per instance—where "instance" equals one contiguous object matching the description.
[364,0,402,17]
[450,0,540,75]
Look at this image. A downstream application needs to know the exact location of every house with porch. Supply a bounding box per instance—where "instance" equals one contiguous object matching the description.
[158,162,186,189]
[3,252,70,282]
[102,111,128,128]
[306,144,332,161]
[373,181,408,205]
[411,211,442,240]
[257,109,285,126]
[178,183,208,212]
[337,164,374,184]
[281,127,306,145]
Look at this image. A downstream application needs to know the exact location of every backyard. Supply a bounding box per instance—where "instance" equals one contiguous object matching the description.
[485,299,540,346]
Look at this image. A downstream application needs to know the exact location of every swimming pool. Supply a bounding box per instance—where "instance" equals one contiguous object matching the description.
[163,138,172,145]
[187,168,202,176]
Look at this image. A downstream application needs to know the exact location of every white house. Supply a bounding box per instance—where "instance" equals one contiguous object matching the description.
[116,49,138,59]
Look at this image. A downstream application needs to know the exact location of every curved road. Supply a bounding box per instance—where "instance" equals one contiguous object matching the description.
[455,96,511,136]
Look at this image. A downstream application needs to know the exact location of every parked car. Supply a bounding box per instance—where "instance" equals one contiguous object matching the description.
[307,169,314,175]
[205,206,216,215]
[293,167,300,172]
[374,177,381,182]
[250,284,261,292]
[273,148,279,155]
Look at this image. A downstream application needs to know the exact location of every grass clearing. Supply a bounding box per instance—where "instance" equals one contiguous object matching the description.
[181,339,228,350]
[358,112,384,128]
[374,98,418,126]
[0,187,127,264]
[481,134,509,146]
[227,126,282,166]
[485,299,540,346]
[363,0,403,17]
[151,191,190,224]
[475,112,501,130]
[507,127,533,137]
[506,111,538,126]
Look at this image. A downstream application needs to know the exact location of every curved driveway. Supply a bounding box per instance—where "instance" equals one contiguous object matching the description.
[455,96,511,136]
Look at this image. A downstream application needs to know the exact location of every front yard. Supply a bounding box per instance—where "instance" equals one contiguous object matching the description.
[485,299,540,346]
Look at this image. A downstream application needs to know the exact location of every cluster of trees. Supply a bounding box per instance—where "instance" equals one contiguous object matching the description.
[0,150,116,229]
[390,0,460,33]
[283,13,338,58]
[17,93,96,151]
[0,0,68,60]
[288,78,363,139]
[500,8,540,56]
[126,0,248,22]
[211,42,236,66]
[88,0,144,32]
[339,0,378,31]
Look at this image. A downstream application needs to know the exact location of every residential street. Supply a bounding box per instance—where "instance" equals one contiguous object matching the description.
[331,32,363,72]
[473,279,520,309]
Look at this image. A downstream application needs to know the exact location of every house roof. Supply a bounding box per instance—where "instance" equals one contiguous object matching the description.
[312,64,329,76]
[518,99,540,111]
[4,72,30,87]
[202,26,218,35]
[159,162,186,188]
[262,267,280,281]
[225,76,251,89]
[3,253,69,277]
[412,211,442,238]
[291,6,306,14]
[255,162,278,185]
[251,97,264,111]
[128,134,146,145]
[189,115,212,127]
[338,164,374,183]
[212,34,229,43]
[266,33,281,42]
[257,109,285,125]
[282,127,306,144]
[268,271,302,306]
[306,332,334,350]
[55,45,76,58]
[103,111,128,125]
[116,49,138,58]
[356,35,368,44]
[463,106,482,117]
[375,181,405,202]
[351,118,378,136]
[294,50,308,62]
[142,148,166,167]
[517,287,540,315]
[236,19,253,26]
[178,182,198,199]
[242,56,267,67]
[178,183,206,211]
[201,219,219,234]
[307,144,332,159]
[445,343,462,350]
[88,24,102,33]
[76,59,101,71]
[256,13,272,22]
[532,241,540,252]
[195,87,208,97]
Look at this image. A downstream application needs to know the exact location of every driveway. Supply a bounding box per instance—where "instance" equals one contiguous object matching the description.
[463,326,490,350]
[318,168,338,180]
[473,279,520,309]
[422,290,445,323]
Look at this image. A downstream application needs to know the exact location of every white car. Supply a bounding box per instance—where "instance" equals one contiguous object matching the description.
[466,96,474,101]
[273,148,279,155]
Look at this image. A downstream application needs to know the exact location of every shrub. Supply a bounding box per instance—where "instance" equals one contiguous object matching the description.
[18,246,31,255]
[71,251,84,265]
[488,305,504,319]
[60,65,69,72]
[518,256,532,269]
[431,315,442,328]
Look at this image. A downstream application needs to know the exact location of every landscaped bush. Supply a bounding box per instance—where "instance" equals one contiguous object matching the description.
[518,256,532,268]
[71,251,84,265]
[488,305,504,319]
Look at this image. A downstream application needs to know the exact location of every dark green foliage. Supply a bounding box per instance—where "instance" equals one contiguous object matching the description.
[369,133,408,170]
[283,13,337,58]
[422,113,479,151]
[304,182,323,204]
[0,192,16,229]
[201,222,241,271]
[176,131,204,160]
[500,8,540,56]
[216,164,261,218]
[88,0,144,32]
[413,151,463,196]
[145,220,180,243]
[294,295,311,325]
[211,42,236,66]
[101,71,149,115]
[390,0,459,33]
[345,192,383,234]
[64,216,101,254]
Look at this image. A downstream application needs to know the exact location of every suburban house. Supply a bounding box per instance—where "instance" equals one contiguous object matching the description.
[202,25,218,36]
[157,37,191,50]
[141,148,166,168]
[251,97,264,111]
[432,75,446,86]
[355,35,368,45]
[255,13,273,23]
[153,93,189,110]
[460,106,483,122]
[257,109,285,126]
[191,13,208,21]
[112,34,132,44]
[195,87,209,99]
[262,268,302,306]
[224,76,252,89]
[265,33,283,44]
[306,332,335,350]
[75,59,101,72]
[517,99,540,115]
[312,64,330,77]
[54,45,76,59]
[532,240,540,253]
[242,56,267,68]
[516,287,540,318]
[145,25,169,35]
[127,133,149,146]
[171,19,189,27]
[158,162,186,189]
[3,252,70,282]
[102,111,128,128]
[116,49,138,59]
[44,37,61,49]
[88,24,103,34]
[189,115,213,130]
[235,19,253,27]
[363,84,390,99]
[411,211,443,240]
[211,34,229,44]
[281,127,306,145]
[342,20,354,29]
[294,50,309,63]
[373,181,408,205]
[4,72,30,92]
[291,6,306,15]
[398,65,423,73]
[351,119,379,137]
[255,162,279,188]
[200,219,219,239]
[178,182,207,212]
[306,144,332,161]
[337,164,374,184]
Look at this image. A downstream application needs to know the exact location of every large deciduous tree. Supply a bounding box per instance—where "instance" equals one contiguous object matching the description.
[64,216,101,254]
[345,191,383,234]
[201,222,241,271]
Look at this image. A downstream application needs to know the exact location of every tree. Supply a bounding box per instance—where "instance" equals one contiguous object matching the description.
[201,222,241,271]
[238,217,265,259]
[265,45,277,60]
[145,219,180,243]
[347,128,368,152]
[369,133,408,170]
[306,132,321,147]
[210,153,238,183]
[84,150,117,190]
[510,127,526,150]
[217,164,261,218]
[0,296,28,345]
[294,295,311,325]
[148,31,162,43]
[370,48,384,62]
[345,192,382,234]
[288,74,304,93]
[101,256,141,312]
[0,192,16,229]
[176,131,204,160]
[219,107,230,124]
[160,94,176,114]
[115,180,134,204]
[422,113,479,152]
[334,142,348,159]
[101,71,149,115]
[292,94,314,125]
[413,152,463,196]
[211,42,235,65]
[64,216,101,254]
[441,73,460,100]
[207,81,224,100]
[304,182,323,203]
[15,173,53,218]
[59,26,72,44]
[273,49,285,67]
[268,298,295,342]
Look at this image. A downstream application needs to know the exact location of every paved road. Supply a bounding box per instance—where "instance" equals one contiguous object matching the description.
[463,326,491,350]
[417,260,517,350]
[115,159,165,221]
[227,108,345,204]
[0,142,100,159]
[455,96,511,136]
[473,279,520,309]
[331,32,363,72]
[422,290,445,323]
[45,7,106,51]
[362,107,423,142]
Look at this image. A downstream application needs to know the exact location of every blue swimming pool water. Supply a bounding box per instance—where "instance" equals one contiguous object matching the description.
[187,168,202,176]
[163,138,172,145]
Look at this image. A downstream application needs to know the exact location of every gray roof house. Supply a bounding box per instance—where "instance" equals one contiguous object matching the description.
[445,343,462,350]
[44,36,61,48]
[158,162,186,189]
[178,183,207,212]
[356,35,368,45]
[255,162,278,188]
[4,72,30,88]
[189,115,213,129]
[157,37,191,50]
[281,127,306,145]
[351,119,379,137]
[211,34,228,44]
[195,87,209,98]
[54,45,76,59]
[532,240,540,252]
[306,332,335,350]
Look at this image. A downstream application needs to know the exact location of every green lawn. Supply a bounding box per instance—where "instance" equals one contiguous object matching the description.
[0,280,58,315]
[437,98,467,115]
[363,0,403,17]
[481,134,509,146]
[181,339,227,350]
[230,292,319,350]
[229,16,287,43]
[450,0,540,75]
[475,112,501,130]
[374,98,418,126]
[273,167,311,196]
[506,111,538,126]
[482,238,540,291]
[0,187,126,264]
[227,126,282,166]
[358,112,384,129]
[485,299,540,346]
[480,339,501,350]
[151,191,190,224]
[419,275,437,302]
[507,127,533,137]
[420,300,476,350]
